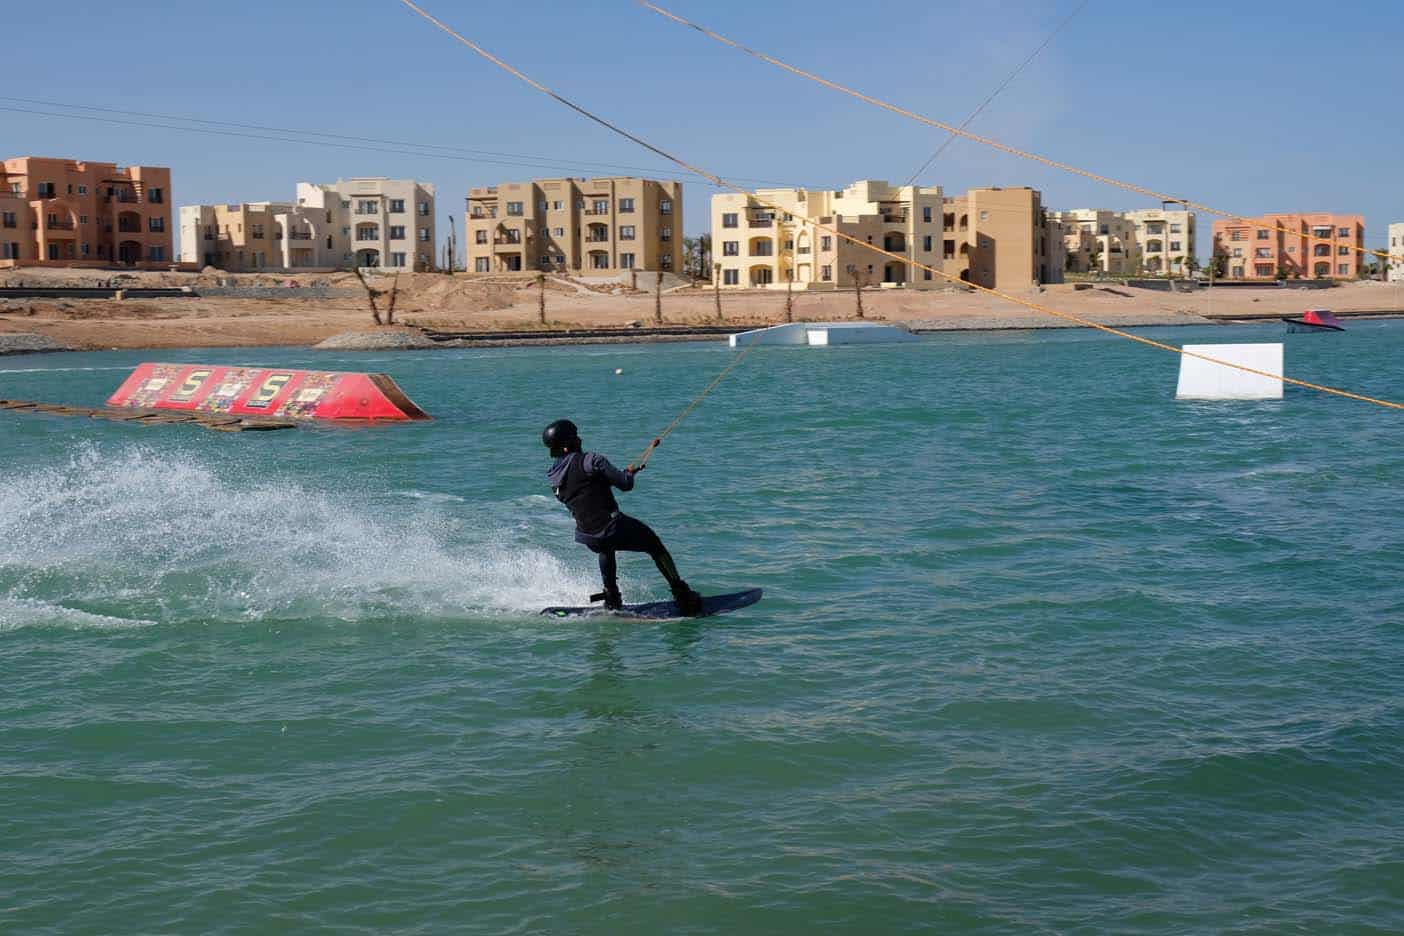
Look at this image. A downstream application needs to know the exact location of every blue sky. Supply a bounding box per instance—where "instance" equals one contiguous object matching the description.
[5,0,1402,259]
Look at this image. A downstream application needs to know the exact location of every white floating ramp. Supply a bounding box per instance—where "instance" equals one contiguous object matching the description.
[728,322,920,348]
[1175,343,1284,400]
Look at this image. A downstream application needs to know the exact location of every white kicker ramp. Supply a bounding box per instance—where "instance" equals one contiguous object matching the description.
[1175,343,1284,400]
[729,322,920,348]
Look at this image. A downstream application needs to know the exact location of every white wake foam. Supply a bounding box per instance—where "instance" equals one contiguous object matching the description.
[0,444,596,626]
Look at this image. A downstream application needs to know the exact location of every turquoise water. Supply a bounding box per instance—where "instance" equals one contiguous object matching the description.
[3,324,1403,934]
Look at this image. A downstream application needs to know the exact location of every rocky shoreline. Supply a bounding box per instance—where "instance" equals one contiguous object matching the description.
[0,333,72,355]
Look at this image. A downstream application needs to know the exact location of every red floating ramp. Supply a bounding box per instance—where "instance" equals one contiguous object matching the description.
[107,363,430,422]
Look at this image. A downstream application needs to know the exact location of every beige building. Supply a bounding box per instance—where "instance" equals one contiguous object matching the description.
[1126,207,1195,274]
[1,156,173,269]
[466,177,682,276]
[711,180,1062,292]
[1058,210,1140,275]
[180,177,435,272]
[1058,207,1197,275]
[1390,222,1404,283]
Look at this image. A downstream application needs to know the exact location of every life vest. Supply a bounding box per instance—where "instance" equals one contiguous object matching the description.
[553,452,618,535]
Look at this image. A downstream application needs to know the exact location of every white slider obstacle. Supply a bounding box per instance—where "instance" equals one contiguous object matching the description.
[1175,343,1284,401]
[728,322,921,348]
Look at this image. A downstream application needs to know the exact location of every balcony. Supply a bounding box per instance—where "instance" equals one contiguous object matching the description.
[883,213,908,223]
[583,208,609,216]
[748,217,773,228]
[584,235,609,243]
[288,231,312,240]
[469,210,497,220]
[46,219,76,231]
[117,221,142,234]
[494,234,523,245]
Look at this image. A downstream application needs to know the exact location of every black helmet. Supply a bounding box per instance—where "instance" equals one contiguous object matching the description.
[542,419,580,454]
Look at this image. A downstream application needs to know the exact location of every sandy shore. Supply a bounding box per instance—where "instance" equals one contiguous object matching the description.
[2,268,1402,350]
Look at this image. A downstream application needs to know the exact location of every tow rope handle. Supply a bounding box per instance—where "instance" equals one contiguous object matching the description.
[629,437,662,472]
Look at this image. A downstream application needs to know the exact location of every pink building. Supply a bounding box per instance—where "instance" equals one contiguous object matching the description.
[0,156,173,269]
[1212,213,1364,280]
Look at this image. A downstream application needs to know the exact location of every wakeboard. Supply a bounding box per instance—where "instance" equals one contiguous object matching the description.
[541,588,762,620]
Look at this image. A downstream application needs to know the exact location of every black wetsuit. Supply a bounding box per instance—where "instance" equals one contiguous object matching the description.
[547,450,687,599]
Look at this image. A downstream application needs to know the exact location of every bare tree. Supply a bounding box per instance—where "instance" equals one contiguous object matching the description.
[713,263,723,322]
[655,270,664,325]
[537,271,546,325]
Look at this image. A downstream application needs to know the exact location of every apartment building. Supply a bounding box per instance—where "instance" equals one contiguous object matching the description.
[1212,213,1365,280]
[466,177,682,276]
[180,178,435,272]
[711,180,1062,292]
[1125,208,1195,274]
[943,187,1065,290]
[0,156,172,269]
[1389,222,1404,283]
[1057,210,1140,275]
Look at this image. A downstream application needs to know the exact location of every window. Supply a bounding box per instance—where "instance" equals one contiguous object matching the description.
[1287,246,1297,254]
[723,241,739,256]
[2,243,16,259]
[660,199,672,215]
[390,252,407,267]
[1100,224,1109,235]
[593,199,609,214]
[618,198,635,213]
[944,240,955,260]
[590,252,609,270]
[48,243,60,260]
[620,253,635,269]
[924,269,933,280]
[820,236,832,251]
[1147,223,1164,234]
[81,243,90,256]
[1256,229,1270,240]
[1255,264,1274,276]
[1232,247,1243,257]
[722,212,738,228]
[1314,244,1330,256]
[1339,227,1351,237]
[475,230,488,244]
[661,226,672,241]
[923,235,933,251]
[552,201,563,210]
[77,185,87,195]
[1170,224,1182,233]
[1169,241,1181,251]
[506,201,524,216]
[1255,248,1271,258]
[552,227,564,236]
[1338,263,1349,275]
[1230,231,1246,241]
[723,269,739,285]
[389,225,406,240]
[538,201,548,212]
[250,222,262,239]
[419,229,431,242]
[1313,227,1332,238]
[660,254,673,270]
[1,212,14,229]
[357,200,378,214]
[618,225,636,240]
[820,265,832,282]
[1338,245,1350,256]
[418,202,430,216]
[475,258,490,272]
[923,206,932,223]
[356,225,380,242]
[37,182,55,197]
[147,187,164,204]
[80,215,88,225]
[149,246,166,261]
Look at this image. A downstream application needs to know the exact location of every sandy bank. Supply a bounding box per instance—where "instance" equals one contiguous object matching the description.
[2,268,1401,350]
